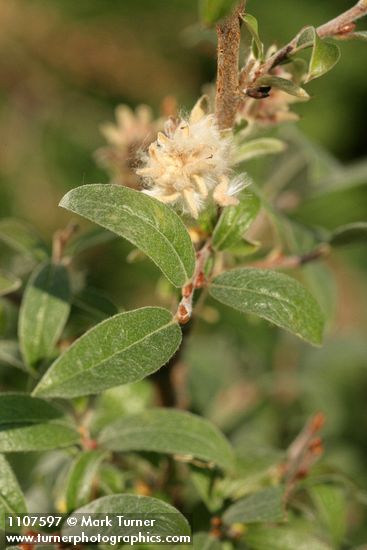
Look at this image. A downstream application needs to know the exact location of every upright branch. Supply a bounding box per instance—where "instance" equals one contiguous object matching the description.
[215,1,245,130]
[260,0,367,75]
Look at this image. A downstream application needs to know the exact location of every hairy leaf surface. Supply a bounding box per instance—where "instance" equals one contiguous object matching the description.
[33,307,182,398]
[0,454,27,530]
[209,268,324,345]
[99,408,234,471]
[60,185,195,287]
[18,261,71,368]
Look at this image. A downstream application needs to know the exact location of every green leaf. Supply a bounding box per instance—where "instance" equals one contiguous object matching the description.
[233,138,286,165]
[310,485,347,546]
[0,422,80,453]
[72,287,118,322]
[296,26,316,48]
[66,450,106,511]
[225,238,260,257]
[296,27,340,82]
[62,494,190,538]
[222,486,285,525]
[329,222,367,247]
[190,465,224,512]
[33,307,182,399]
[0,454,27,530]
[242,14,264,60]
[65,227,117,256]
[192,533,223,550]
[0,218,49,261]
[257,75,309,99]
[212,190,260,252]
[0,393,62,426]
[245,525,333,550]
[59,184,195,287]
[0,271,21,297]
[209,268,324,345]
[0,341,26,371]
[99,408,235,471]
[308,37,340,82]
[199,0,238,26]
[18,261,71,368]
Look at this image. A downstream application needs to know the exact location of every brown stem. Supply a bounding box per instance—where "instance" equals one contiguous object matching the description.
[259,0,367,76]
[154,3,246,405]
[215,1,245,130]
[317,0,367,38]
[175,239,212,325]
[52,222,79,263]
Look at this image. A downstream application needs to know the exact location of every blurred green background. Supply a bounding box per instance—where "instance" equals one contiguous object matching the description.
[1,0,367,545]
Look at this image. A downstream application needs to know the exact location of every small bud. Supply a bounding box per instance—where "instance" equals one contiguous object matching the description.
[182,283,193,298]
[194,272,206,289]
[310,412,325,433]
[176,304,191,325]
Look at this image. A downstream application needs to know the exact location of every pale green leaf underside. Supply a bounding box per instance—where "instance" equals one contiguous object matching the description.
[233,138,286,165]
[0,422,80,453]
[209,268,324,345]
[223,486,285,525]
[257,75,309,99]
[0,454,27,530]
[62,494,190,537]
[66,450,107,511]
[59,184,195,287]
[296,26,340,82]
[99,408,234,471]
[0,271,21,297]
[242,13,264,60]
[212,190,260,252]
[18,261,71,368]
[33,307,182,398]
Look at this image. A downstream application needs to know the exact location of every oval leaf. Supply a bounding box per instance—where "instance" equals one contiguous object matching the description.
[0,218,49,261]
[0,454,27,530]
[18,261,71,368]
[0,394,62,426]
[223,486,285,525]
[233,138,286,165]
[99,408,234,471]
[59,185,195,287]
[66,450,106,511]
[62,494,190,538]
[0,422,80,453]
[296,27,341,82]
[209,268,324,345]
[242,13,264,60]
[212,190,260,252]
[33,307,182,399]
[0,271,21,298]
[257,76,309,99]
